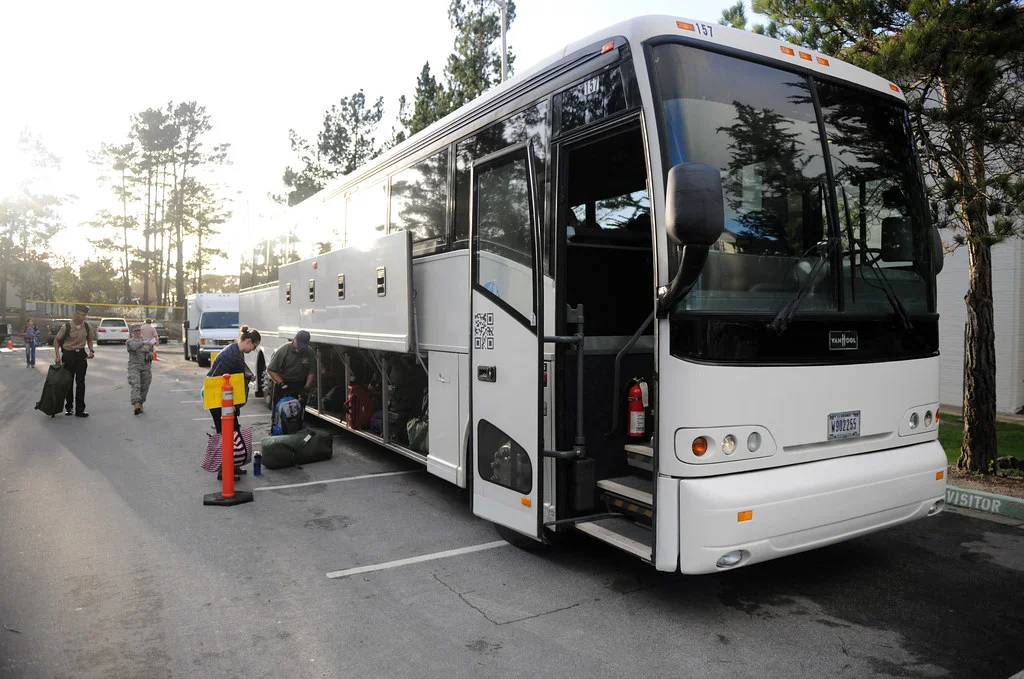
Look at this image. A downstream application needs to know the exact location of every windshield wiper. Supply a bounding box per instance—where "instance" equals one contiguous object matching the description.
[853,236,914,331]
[769,238,836,335]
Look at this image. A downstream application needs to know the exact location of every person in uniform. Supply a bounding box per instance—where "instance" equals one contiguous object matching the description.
[125,324,154,415]
[266,329,316,413]
[53,304,96,418]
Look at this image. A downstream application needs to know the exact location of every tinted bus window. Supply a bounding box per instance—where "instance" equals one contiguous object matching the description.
[454,100,549,247]
[390,149,449,246]
[555,67,627,134]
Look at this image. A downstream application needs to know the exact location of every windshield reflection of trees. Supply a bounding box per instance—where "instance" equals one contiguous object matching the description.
[717,80,823,258]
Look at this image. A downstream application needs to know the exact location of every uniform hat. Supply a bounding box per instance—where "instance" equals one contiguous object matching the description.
[130,324,142,331]
[294,330,310,349]
[74,304,90,313]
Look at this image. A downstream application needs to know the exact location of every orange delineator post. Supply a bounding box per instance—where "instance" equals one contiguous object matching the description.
[203,373,253,506]
[220,374,235,498]
[6,339,11,350]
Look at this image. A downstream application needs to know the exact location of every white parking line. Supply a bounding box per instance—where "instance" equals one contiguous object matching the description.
[253,469,422,492]
[180,400,202,403]
[326,541,508,579]
[169,389,200,392]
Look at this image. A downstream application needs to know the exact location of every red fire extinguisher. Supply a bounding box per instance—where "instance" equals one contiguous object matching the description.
[627,378,648,439]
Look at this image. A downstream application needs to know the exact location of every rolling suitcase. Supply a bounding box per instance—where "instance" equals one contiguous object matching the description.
[35,364,73,417]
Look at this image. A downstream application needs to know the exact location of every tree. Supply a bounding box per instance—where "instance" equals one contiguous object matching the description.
[91,142,138,302]
[391,1,517,143]
[179,177,229,291]
[751,0,1024,473]
[281,90,385,206]
[130,108,175,305]
[168,102,230,309]
[0,132,64,323]
[444,0,516,109]
[74,259,121,304]
[402,63,450,136]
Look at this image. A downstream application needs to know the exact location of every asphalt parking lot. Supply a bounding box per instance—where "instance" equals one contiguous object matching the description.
[1,342,1022,678]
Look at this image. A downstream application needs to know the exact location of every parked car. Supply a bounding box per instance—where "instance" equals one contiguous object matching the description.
[152,322,169,344]
[47,319,71,344]
[96,317,130,344]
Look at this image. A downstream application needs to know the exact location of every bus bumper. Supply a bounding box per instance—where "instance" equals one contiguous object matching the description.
[674,440,947,574]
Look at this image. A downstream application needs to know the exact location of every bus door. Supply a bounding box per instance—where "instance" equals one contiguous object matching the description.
[469,142,543,538]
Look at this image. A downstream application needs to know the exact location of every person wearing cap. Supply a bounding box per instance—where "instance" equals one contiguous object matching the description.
[266,330,316,413]
[125,324,154,415]
[53,305,95,417]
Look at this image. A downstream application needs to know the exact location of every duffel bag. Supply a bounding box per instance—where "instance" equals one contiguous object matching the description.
[259,428,334,469]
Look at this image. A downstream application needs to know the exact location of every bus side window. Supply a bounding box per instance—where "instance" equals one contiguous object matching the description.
[390,149,449,255]
[453,100,549,249]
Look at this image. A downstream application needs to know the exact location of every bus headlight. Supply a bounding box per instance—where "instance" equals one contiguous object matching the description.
[924,411,933,427]
[721,435,737,455]
[909,412,919,429]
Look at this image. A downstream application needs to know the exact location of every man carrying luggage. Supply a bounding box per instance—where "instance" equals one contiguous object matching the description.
[266,330,316,414]
[53,304,95,418]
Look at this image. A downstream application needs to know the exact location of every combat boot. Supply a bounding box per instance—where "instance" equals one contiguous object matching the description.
[133,401,142,415]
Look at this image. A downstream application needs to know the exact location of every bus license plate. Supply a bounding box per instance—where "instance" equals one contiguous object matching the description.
[828,411,860,440]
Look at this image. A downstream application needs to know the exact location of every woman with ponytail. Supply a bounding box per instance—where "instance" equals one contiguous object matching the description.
[206,325,262,434]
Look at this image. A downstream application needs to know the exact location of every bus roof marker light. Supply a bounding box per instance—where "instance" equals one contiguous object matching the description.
[799,51,813,61]
[936,471,944,481]
[780,46,795,56]
[600,40,615,54]
[816,57,830,66]
[692,437,708,456]
[890,83,901,92]
[737,510,753,522]
[677,21,695,32]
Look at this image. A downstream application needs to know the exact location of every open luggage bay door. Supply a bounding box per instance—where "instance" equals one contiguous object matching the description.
[469,142,543,538]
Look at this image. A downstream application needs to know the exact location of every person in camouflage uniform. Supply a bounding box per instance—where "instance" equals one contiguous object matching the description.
[126,324,154,415]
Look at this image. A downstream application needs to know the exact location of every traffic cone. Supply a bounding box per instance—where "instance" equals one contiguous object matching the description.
[6,338,11,350]
[152,345,158,360]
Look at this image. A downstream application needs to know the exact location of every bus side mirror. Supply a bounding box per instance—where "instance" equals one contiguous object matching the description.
[665,163,725,247]
[658,163,725,316]
[931,227,944,275]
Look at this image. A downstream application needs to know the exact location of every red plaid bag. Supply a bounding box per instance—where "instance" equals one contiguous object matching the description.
[201,427,253,472]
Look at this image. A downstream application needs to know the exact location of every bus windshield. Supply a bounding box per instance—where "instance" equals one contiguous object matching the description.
[651,43,933,316]
[199,312,240,330]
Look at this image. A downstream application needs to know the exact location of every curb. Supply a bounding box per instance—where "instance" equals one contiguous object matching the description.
[946,485,1024,520]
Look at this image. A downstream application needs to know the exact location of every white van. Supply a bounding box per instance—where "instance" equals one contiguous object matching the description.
[184,293,240,368]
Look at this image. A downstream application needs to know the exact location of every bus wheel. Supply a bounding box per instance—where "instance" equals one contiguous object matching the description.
[263,373,274,409]
[495,524,544,551]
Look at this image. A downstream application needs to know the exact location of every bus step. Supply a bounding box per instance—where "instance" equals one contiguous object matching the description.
[575,517,652,562]
[597,476,653,520]
[625,442,653,471]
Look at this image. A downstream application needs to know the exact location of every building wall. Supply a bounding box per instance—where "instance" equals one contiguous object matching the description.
[936,232,1024,415]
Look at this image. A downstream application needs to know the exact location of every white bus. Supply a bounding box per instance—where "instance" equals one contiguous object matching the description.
[240,15,947,573]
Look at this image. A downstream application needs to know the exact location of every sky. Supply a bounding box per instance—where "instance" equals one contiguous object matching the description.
[0,0,749,280]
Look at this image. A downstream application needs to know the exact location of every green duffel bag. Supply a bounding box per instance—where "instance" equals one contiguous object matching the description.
[259,428,334,469]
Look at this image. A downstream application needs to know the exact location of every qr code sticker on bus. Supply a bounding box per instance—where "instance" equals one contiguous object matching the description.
[474,312,494,350]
